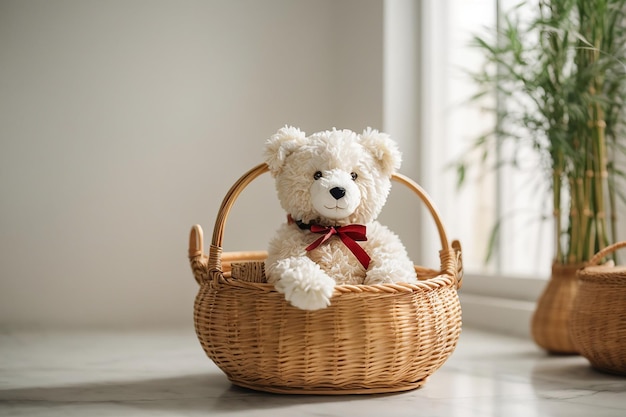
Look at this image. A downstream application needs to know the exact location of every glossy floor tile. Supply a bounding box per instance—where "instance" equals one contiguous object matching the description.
[0,327,624,416]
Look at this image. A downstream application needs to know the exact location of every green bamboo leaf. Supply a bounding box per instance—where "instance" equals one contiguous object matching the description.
[484,218,502,263]
[456,164,466,190]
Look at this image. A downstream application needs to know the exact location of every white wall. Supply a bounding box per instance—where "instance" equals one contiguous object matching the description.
[0,0,388,329]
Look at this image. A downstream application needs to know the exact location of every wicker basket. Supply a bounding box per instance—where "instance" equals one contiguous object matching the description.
[570,242,626,375]
[531,262,583,354]
[188,163,463,394]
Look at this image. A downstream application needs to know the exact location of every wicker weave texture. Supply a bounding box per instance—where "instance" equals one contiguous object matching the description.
[231,261,266,283]
[570,242,626,375]
[189,163,463,394]
[531,262,582,354]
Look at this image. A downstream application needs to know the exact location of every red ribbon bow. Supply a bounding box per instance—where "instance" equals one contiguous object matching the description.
[306,224,371,269]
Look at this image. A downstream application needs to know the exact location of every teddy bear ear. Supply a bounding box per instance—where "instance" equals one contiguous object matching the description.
[359,127,402,176]
[264,125,307,176]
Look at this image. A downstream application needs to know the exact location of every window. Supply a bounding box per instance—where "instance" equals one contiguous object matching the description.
[419,0,553,279]
[384,0,553,337]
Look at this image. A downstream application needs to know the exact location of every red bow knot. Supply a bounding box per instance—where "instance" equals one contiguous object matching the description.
[306,224,371,269]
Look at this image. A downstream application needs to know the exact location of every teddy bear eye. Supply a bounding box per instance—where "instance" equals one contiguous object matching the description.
[313,171,323,180]
[351,172,358,180]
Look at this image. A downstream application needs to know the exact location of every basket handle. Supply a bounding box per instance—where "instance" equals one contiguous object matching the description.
[587,241,626,266]
[190,163,460,285]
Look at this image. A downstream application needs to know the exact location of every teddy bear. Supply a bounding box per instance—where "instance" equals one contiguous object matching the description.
[263,126,417,311]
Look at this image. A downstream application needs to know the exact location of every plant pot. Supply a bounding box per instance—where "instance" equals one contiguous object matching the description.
[570,242,626,375]
[531,262,583,354]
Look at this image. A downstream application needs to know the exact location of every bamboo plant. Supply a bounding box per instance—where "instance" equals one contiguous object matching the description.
[460,0,626,265]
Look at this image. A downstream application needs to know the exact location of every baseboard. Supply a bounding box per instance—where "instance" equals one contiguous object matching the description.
[459,293,535,340]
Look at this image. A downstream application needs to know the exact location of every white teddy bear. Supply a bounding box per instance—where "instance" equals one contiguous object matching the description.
[264,126,417,311]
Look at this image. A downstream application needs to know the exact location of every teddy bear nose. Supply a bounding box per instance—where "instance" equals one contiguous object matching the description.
[329,187,346,200]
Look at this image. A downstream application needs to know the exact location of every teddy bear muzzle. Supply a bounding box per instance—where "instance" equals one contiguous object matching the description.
[310,171,361,220]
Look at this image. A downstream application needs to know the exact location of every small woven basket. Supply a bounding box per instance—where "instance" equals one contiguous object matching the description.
[188,163,463,394]
[570,242,626,375]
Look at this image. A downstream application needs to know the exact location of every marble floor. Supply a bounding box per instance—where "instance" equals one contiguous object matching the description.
[0,327,624,417]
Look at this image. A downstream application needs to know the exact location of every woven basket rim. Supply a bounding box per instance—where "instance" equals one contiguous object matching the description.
[215,251,458,293]
[578,266,626,282]
[210,273,457,293]
[580,265,626,273]
[579,240,626,281]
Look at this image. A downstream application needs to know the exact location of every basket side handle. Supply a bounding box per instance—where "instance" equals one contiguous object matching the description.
[588,241,626,266]
[208,163,270,275]
[392,173,462,287]
[187,164,269,285]
[188,224,209,285]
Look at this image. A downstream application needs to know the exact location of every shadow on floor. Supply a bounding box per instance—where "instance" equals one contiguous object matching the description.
[0,372,401,413]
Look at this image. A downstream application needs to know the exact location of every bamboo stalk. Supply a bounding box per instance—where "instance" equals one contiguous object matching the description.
[553,152,564,263]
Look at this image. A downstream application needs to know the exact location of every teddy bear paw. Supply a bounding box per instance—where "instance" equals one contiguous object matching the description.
[273,260,335,310]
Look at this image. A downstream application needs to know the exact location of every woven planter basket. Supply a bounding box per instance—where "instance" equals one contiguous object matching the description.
[188,163,463,394]
[570,242,626,375]
[531,262,582,354]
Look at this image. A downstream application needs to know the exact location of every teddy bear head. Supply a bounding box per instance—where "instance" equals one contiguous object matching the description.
[264,126,402,226]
